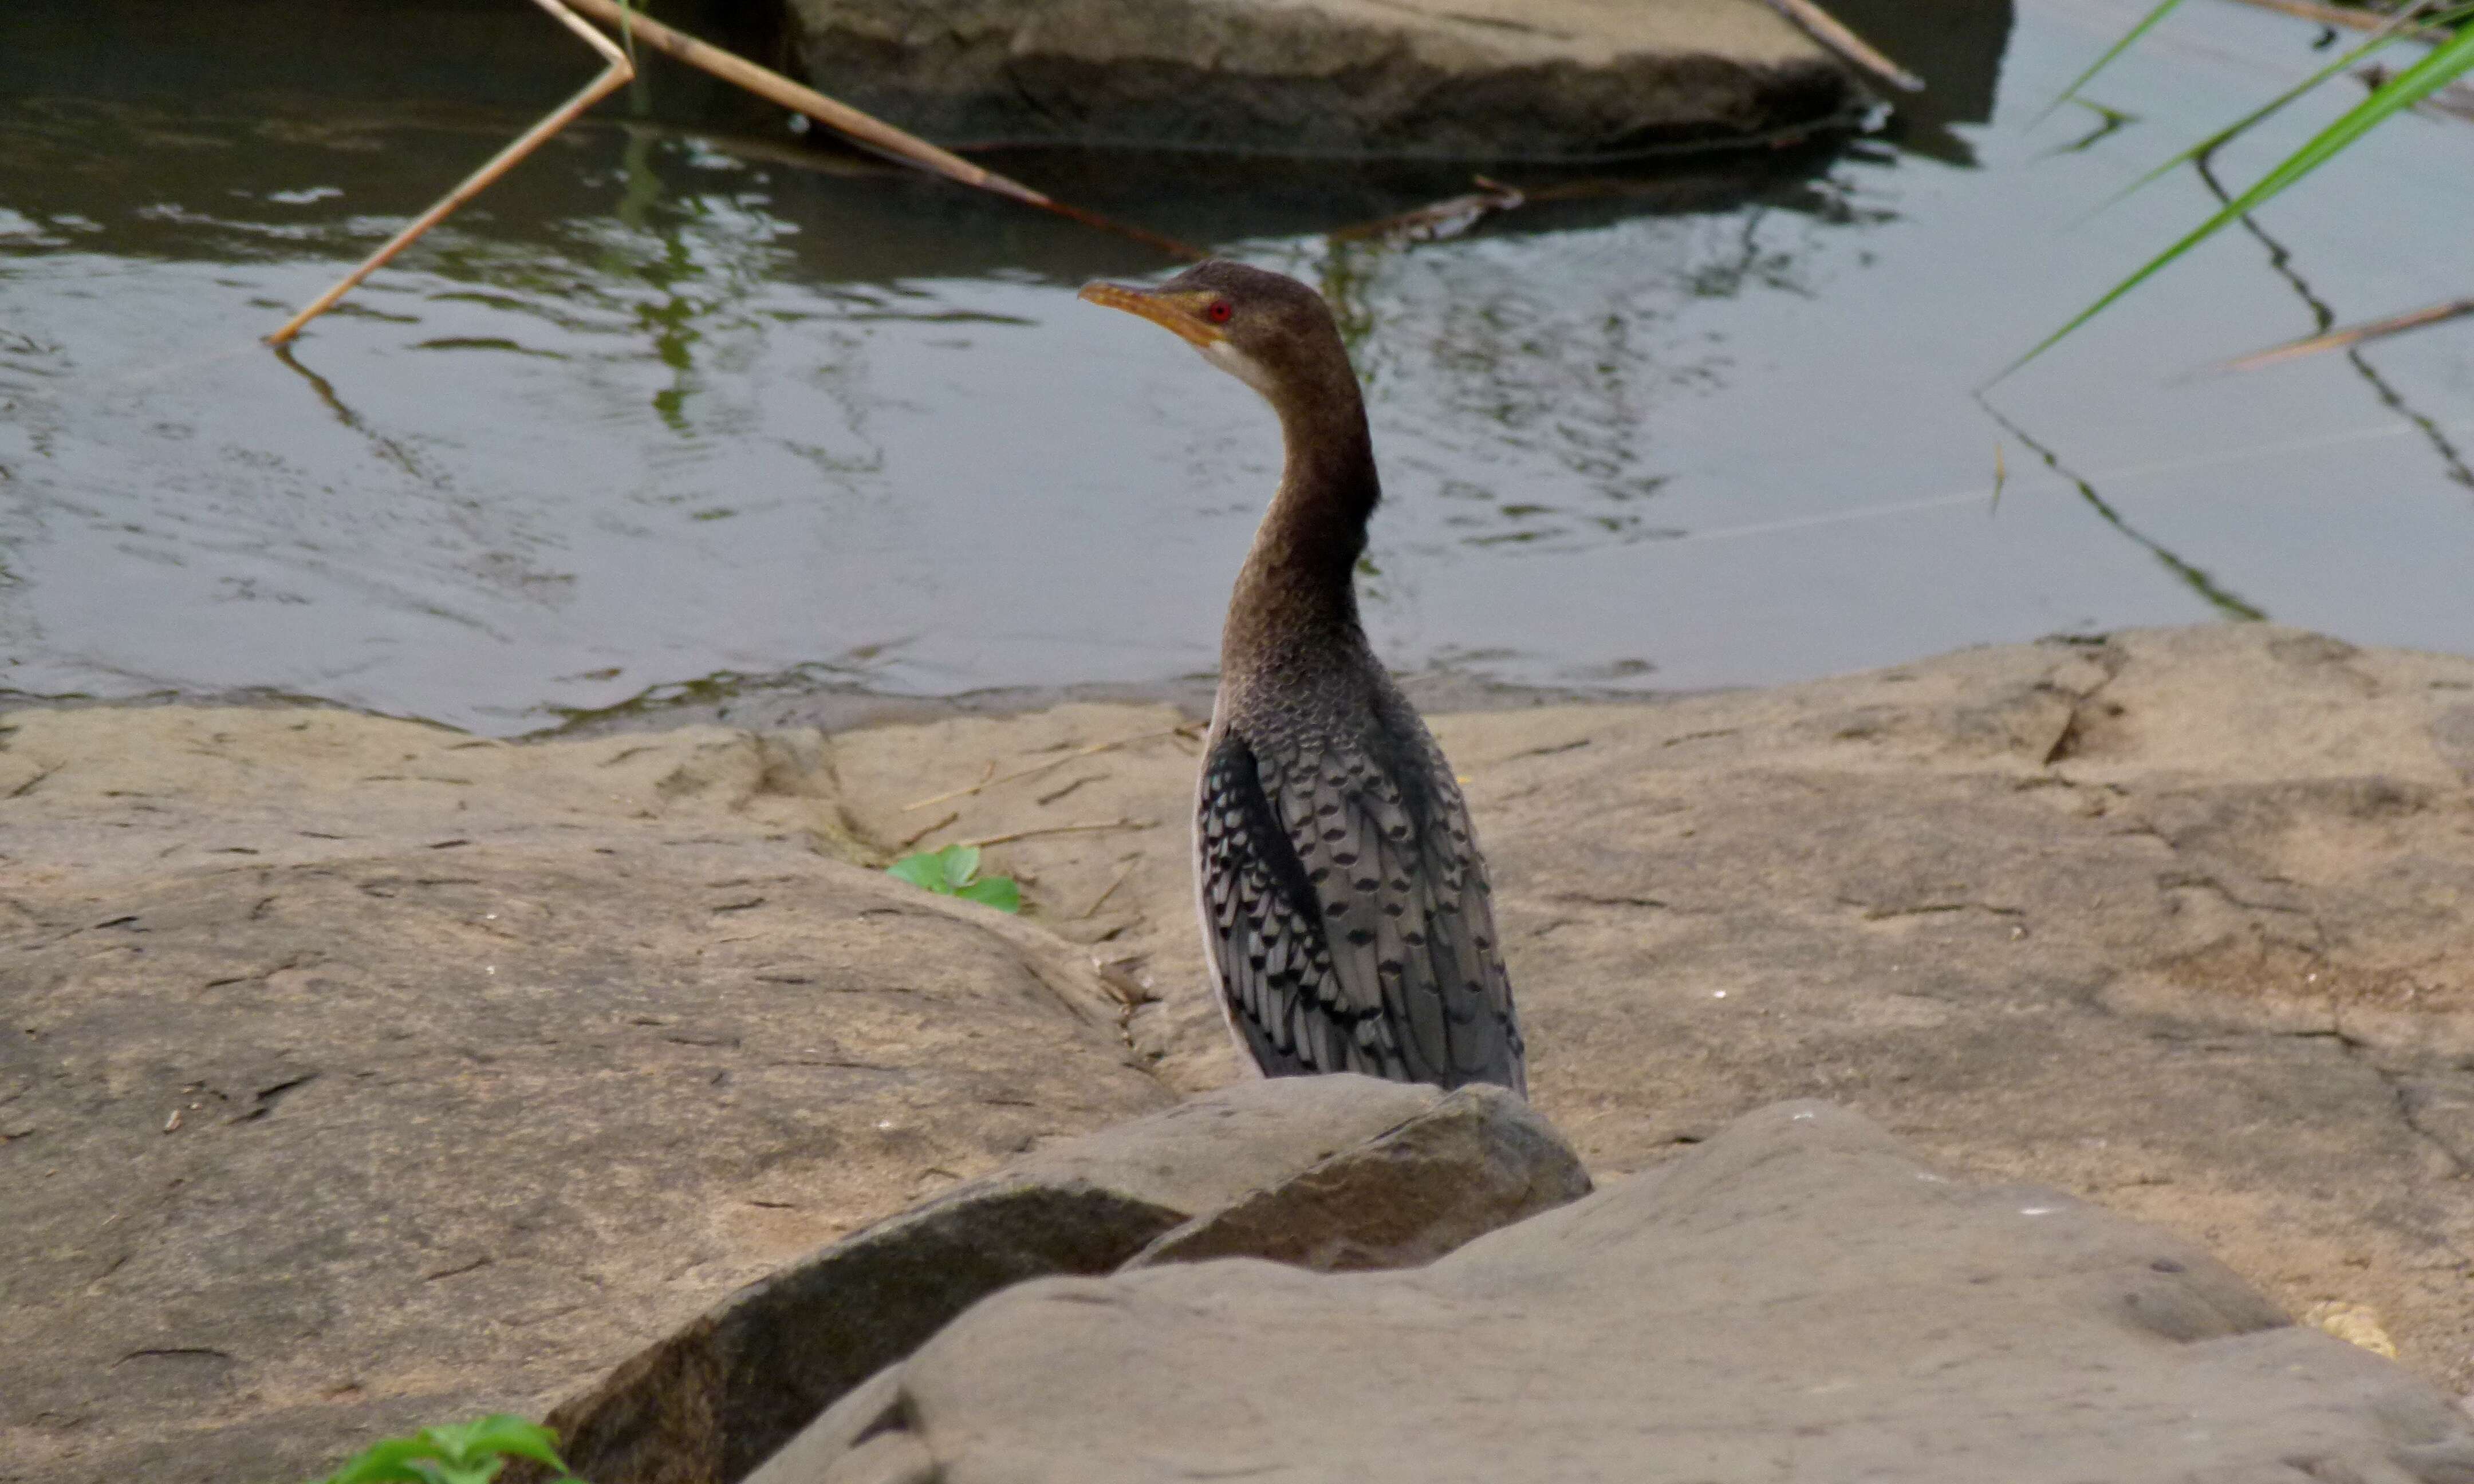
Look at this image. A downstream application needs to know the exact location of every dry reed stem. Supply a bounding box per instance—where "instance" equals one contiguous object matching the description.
[1036,772,1106,807]
[893,810,961,852]
[2220,297,2474,372]
[1332,176,1526,243]
[961,818,1156,848]
[1077,855,1145,919]
[265,0,633,345]
[556,0,1204,260]
[901,725,1198,811]
[2224,0,2442,33]
[1764,0,1924,92]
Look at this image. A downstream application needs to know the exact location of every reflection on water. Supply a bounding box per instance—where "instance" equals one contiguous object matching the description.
[1979,401,2266,621]
[2038,99,2141,157]
[1822,0,2015,163]
[1,0,2471,733]
[2191,157,2474,494]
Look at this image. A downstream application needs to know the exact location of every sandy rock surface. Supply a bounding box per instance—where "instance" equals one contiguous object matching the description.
[0,712,1169,1484]
[833,625,2474,1391]
[783,0,1854,157]
[758,1100,2474,1484]
[8,623,2474,1482]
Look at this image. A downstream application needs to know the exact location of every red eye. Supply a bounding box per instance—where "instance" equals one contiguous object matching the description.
[1206,300,1233,323]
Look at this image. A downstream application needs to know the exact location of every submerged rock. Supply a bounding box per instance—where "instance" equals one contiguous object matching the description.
[782,0,1859,159]
[757,1101,2474,1484]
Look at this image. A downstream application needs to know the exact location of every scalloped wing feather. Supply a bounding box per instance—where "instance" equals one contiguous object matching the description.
[1196,727,1523,1092]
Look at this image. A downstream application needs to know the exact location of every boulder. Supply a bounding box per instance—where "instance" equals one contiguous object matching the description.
[757,1101,2474,1484]
[782,0,1858,159]
[1126,1082,1590,1272]
[999,1068,1443,1210]
[534,1073,1586,1484]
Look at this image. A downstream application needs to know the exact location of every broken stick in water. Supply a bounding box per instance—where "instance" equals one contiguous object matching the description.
[1764,0,1924,93]
[2218,297,2474,373]
[555,0,1205,261]
[1333,176,1527,245]
[2224,0,2452,35]
[265,0,633,345]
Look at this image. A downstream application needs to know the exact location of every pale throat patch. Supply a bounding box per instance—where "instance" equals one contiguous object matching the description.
[1201,338,1281,401]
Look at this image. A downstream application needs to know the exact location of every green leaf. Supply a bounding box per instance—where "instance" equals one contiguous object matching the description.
[955,875,1021,913]
[885,851,954,893]
[306,1418,577,1484]
[321,1439,441,1484]
[2036,0,2185,125]
[2002,15,2474,380]
[887,843,989,897]
[430,1418,569,1473]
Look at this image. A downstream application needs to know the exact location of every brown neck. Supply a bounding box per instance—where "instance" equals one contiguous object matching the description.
[1222,373,1380,677]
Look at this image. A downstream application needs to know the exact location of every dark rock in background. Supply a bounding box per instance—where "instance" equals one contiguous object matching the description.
[782,0,1857,159]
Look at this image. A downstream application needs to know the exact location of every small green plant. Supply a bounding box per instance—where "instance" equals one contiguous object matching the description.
[304,1416,581,1484]
[886,843,1021,913]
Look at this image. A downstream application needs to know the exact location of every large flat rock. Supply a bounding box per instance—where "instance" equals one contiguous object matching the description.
[0,709,1171,1484]
[784,0,1857,158]
[758,1100,2474,1484]
[830,626,2474,1392]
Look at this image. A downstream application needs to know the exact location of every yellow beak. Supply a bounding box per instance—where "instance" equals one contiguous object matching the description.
[1078,282,1227,348]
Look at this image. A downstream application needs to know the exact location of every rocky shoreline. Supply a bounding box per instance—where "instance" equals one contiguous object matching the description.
[8,623,2474,1481]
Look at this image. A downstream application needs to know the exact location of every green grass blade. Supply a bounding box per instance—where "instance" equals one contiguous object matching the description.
[2000,16,2474,381]
[613,0,640,66]
[1995,212,2235,382]
[2099,0,2470,212]
[2226,17,2474,214]
[2036,0,2187,125]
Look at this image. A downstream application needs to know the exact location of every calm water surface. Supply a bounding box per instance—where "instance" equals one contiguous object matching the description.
[2,0,2470,734]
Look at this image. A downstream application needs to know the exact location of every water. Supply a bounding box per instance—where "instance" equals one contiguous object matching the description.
[2,0,2469,736]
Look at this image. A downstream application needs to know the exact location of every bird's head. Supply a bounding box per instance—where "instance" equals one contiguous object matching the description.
[1078,260,1353,412]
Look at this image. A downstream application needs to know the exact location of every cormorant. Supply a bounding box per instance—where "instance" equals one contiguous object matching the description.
[1080,261,1527,1095]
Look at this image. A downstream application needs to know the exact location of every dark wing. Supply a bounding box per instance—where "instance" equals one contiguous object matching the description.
[1196,724,1523,1093]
